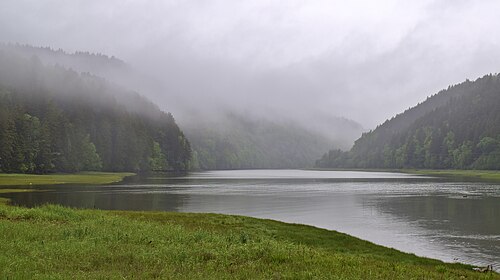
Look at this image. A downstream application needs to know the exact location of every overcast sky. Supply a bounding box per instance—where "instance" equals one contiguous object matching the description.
[1,0,500,127]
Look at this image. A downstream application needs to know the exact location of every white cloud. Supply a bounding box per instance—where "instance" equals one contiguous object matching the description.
[0,0,499,127]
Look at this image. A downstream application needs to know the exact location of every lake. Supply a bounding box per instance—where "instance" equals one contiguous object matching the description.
[2,169,499,269]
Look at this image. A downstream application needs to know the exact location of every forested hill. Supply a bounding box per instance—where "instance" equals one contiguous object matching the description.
[185,113,353,170]
[0,43,129,80]
[1,44,365,170]
[0,47,191,174]
[316,74,500,170]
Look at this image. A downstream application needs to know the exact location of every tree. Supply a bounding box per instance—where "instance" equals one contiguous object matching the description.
[149,141,168,171]
[80,134,102,171]
[452,141,473,169]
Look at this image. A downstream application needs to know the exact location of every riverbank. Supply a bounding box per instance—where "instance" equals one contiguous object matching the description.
[311,168,500,182]
[404,169,500,182]
[0,172,135,186]
[0,203,497,279]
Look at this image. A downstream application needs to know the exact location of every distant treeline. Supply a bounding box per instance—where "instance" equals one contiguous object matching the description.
[316,74,500,170]
[1,43,365,171]
[0,47,191,174]
[185,114,337,170]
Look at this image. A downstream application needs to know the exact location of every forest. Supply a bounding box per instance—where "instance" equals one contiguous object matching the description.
[1,43,365,170]
[185,113,341,169]
[316,74,500,170]
[0,47,191,174]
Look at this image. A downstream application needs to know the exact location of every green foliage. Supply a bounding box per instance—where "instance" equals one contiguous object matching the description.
[317,74,500,170]
[149,141,168,171]
[0,48,191,173]
[0,204,495,279]
[80,134,103,171]
[186,114,335,170]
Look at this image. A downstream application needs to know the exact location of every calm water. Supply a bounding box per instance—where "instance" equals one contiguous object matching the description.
[1,169,499,268]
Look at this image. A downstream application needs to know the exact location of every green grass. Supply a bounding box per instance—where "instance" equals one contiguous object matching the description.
[0,188,35,194]
[0,204,497,279]
[311,168,500,182]
[0,172,135,186]
[405,169,500,182]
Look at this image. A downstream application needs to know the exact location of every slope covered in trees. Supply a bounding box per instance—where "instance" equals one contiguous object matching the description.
[185,113,353,169]
[316,74,500,170]
[1,44,366,170]
[0,47,191,174]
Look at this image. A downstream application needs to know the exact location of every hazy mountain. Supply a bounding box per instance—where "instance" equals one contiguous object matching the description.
[184,113,362,169]
[2,43,364,169]
[0,46,191,173]
[317,74,500,170]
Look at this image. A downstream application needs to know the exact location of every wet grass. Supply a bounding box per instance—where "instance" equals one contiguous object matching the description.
[0,172,135,186]
[0,204,497,279]
[311,168,500,182]
[406,169,500,182]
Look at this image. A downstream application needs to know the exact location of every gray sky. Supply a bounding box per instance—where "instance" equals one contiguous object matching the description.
[1,0,500,127]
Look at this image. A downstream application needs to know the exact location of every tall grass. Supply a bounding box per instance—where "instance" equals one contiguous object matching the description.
[0,204,497,279]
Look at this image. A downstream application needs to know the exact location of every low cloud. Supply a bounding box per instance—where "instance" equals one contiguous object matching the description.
[1,0,500,127]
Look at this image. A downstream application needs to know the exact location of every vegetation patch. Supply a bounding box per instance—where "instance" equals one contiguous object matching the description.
[0,204,497,279]
[406,169,500,182]
[316,74,500,171]
[0,172,135,186]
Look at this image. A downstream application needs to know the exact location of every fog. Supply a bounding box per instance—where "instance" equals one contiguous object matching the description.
[1,0,500,128]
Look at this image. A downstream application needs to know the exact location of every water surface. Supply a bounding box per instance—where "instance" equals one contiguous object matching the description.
[2,169,499,268]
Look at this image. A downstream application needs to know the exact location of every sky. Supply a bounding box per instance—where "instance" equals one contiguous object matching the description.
[1,0,500,128]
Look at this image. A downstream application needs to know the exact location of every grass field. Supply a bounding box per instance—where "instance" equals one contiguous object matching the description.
[0,172,135,186]
[312,168,500,182]
[0,204,497,279]
[406,169,500,182]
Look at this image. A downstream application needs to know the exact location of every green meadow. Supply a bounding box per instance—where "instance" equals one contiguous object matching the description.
[0,172,135,186]
[0,203,497,279]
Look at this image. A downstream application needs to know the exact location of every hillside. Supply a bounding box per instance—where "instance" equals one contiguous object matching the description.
[184,113,357,169]
[316,74,500,170]
[0,47,191,174]
[2,44,365,170]
[0,43,130,82]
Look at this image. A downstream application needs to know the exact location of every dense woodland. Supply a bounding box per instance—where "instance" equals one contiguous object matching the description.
[1,44,366,170]
[316,74,500,170]
[185,114,339,169]
[0,47,191,174]
[7,43,499,172]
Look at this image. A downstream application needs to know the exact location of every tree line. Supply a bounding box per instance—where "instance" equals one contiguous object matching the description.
[316,74,500,170]
[0,49,191,174]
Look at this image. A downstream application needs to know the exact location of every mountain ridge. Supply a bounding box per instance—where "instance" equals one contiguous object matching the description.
[316,74,500,170]
[0,45,191,173]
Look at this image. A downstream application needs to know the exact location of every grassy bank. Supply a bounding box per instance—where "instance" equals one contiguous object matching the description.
[405,169,500,182]
[0,172,135,186]
[0,204,497,279]
[311,168,500,182]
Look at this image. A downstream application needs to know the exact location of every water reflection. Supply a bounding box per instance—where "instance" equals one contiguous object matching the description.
[4,185,189,211]
[373,190,500,267]
[1,170,498,269]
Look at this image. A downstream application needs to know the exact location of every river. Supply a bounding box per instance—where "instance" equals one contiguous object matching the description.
[2,169,499,269]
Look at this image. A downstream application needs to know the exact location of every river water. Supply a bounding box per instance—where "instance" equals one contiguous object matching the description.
[2,169,499,268]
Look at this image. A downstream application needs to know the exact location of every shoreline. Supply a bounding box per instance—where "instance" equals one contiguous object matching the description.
[0,170,498,278]
[308,168,500,182]
[0,203,496,279]
[0,172,135,186]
